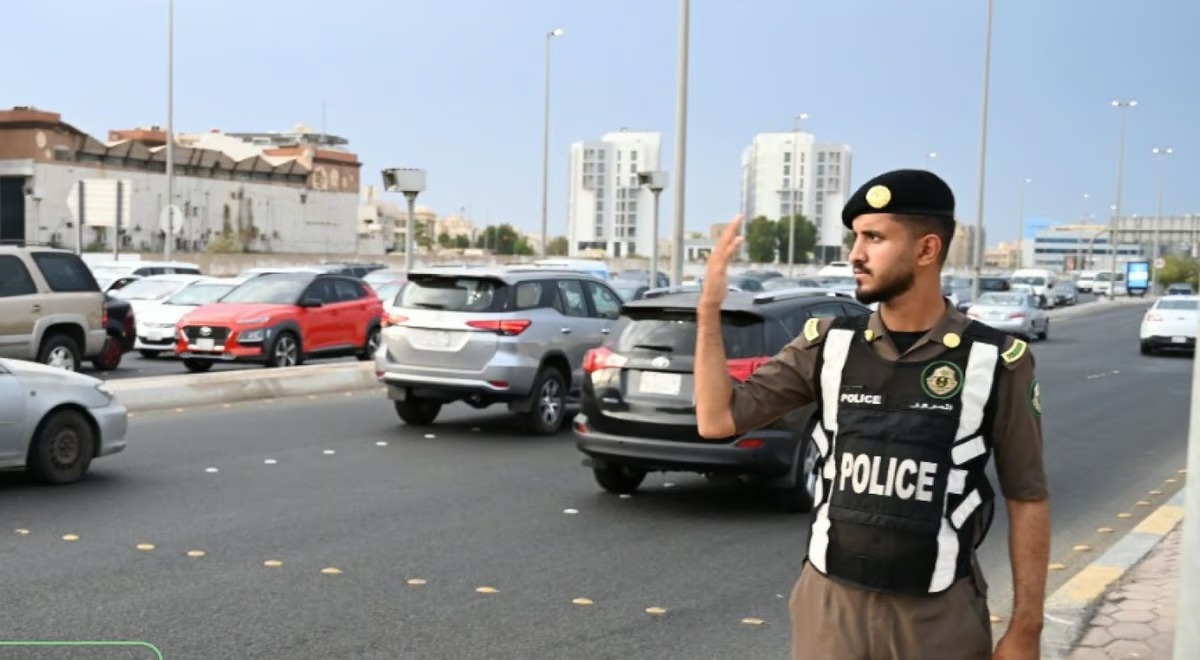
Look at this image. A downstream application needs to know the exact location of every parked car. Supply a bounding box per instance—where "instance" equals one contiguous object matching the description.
[93,294,135,371]
[763,277,822,291]
[134,278,242,358]
[174,272,383,372]
[1052,280,1078,306]
[1140,296,1198,355]
[966,291,1050,341]
[1165,283,1196,296]
[573,287,869,512]
[0,357,127,484]
[0,243,108,371]
[376,266,626,434]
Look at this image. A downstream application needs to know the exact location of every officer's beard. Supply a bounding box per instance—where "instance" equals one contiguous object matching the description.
[854,264,916,305]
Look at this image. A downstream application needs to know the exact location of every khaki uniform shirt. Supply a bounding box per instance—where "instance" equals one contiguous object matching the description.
[729,303,1048,502]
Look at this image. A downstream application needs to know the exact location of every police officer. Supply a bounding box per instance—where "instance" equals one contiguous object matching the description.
[694,169,1050,659]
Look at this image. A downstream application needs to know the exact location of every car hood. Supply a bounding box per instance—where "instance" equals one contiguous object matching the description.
[180,303,294,325]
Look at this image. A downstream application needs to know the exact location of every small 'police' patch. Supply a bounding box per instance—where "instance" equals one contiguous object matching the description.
[1029,380,1041,416]
[803,317,821,342]
[1002,338,1028,364]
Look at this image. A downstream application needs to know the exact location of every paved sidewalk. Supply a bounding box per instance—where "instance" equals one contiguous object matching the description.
[1068,524,1182,659]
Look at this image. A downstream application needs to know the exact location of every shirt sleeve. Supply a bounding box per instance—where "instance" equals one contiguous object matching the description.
[729,317,830,435]
[988,338,1049,501]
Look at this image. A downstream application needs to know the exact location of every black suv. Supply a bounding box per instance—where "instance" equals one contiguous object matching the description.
[573,287,870,511]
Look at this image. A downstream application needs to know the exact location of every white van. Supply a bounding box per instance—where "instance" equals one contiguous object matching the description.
[1010,268,1058,308]
[1075,270,1100,293]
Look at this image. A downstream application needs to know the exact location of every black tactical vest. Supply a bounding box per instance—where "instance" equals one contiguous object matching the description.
[805,314,1007,596]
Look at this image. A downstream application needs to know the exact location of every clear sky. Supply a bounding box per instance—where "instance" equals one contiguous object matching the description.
[4,0,1195,246]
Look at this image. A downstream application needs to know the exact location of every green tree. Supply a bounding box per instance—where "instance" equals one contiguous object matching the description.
[776,214,818,265]
[744,216,777,263]
[475,224,526,255]
[1159,255,1200,287]
[454,234,471,249]
[546,236,569,256]
[437,232,453,248]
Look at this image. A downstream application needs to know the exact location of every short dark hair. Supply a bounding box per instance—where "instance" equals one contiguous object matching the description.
[904,215,955,264]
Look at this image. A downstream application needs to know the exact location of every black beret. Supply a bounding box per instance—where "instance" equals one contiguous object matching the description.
[842,169,956,229]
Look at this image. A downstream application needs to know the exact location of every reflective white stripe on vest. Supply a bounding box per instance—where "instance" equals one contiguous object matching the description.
[951,436,987,465]
[955,341,999,441]
[950,489,983,529]
[808,502,832,573]
[811,424,830,458]
[929,518,960,592]
[948,468,967,495]
[820,329,854,432]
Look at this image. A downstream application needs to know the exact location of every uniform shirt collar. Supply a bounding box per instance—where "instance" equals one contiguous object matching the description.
[864,298,970,355]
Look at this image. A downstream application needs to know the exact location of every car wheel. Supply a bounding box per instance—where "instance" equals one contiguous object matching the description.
[138,350,162,359]
[592,465,646,495]
[394,398,442,425]
[37,334,82,372]
[27,409,96,485]
[183,358,213,373]
[1140,342,1154,356]
[524,367,567,435]
[266,332,301,368]
[358,325,381,361]
[91,336,124,371]
[1038,321,1049,341]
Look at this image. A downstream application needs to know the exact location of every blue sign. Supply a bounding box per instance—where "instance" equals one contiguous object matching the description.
[1126,261,1150,292]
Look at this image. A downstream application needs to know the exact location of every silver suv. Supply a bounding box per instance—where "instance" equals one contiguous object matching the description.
[375,266,624,434]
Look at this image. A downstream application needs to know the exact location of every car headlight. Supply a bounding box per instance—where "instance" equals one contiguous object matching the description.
[239,328,268,343]
[95,383,114,401]
[239,316,271,325]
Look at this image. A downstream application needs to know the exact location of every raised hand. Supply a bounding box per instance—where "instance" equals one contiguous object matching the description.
[701,214,744,307]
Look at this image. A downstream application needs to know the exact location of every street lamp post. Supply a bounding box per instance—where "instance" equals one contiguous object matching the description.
[970,0,995,303]
[1108,99,1137,297]
[638,171,668,288]
[539,28,565,258]
[382,168,427,274]
[669,0,690,287]
[1152,147,1173,293]
[789,112,809,277]
[1016,177,1031,269]
[165,0,175,261]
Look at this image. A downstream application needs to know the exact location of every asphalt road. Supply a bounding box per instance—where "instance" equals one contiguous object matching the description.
[1,304,1189,660]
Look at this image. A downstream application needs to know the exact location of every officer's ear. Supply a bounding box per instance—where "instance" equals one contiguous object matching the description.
[913,232,943,267]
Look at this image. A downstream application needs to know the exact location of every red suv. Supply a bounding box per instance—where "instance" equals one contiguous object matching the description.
[174,272,383,373]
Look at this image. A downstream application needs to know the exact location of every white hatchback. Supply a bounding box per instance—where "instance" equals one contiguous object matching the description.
[1139,296,1198,355]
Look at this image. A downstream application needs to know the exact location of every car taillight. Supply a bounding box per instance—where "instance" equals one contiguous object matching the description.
[382,312,409,328]
[1145,313,1163,322]
[101,305,108,328]
[583,347,628,373]
[727,356,769,382]
[466,319,531,336]
[736,438,765,449]
[1008,312,1026,319]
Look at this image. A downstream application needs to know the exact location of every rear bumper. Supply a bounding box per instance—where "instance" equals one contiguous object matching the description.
[375,352,540,399]
[1142,334,1196,350]
[573,414,797,476]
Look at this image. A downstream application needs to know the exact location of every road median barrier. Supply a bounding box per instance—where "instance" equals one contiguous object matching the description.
[108,362,379,413]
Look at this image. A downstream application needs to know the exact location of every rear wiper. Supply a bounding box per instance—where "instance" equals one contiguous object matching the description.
[412,302,445,309]
[631,343,675,352]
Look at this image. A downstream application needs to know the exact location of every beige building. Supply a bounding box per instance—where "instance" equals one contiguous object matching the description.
[985,241,1021,270]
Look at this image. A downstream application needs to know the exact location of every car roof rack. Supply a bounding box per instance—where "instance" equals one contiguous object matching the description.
[752,287,852,304]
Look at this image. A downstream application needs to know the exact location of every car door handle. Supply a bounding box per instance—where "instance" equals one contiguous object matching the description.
[561,328,572,334]
[31,304,42,312]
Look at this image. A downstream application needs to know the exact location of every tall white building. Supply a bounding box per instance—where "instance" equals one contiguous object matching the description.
[567,130,662,258]
[740,132,852,262]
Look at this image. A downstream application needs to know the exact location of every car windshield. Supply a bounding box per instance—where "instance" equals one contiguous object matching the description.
[365,270,405,285]
[397,276,501,312]
[1157,299,1198,311]
[166,282,237,306]
[617,310,765,358]
[978,293,1025,306]
[1012,276,1046,286]
[979,278,1009,291]
[220,277,309,304]
[112,278,186,301]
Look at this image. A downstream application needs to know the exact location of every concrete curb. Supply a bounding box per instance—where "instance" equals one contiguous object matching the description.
[108,362,379,413]
[1041,488,1186,659]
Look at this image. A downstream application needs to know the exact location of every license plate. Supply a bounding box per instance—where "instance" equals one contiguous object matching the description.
[408,329,451,349]
[193,338,215,351]
[1172,336,1188,344]
[639,371,681,396]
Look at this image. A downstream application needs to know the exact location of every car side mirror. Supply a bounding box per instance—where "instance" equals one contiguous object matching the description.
[299,297,324,308]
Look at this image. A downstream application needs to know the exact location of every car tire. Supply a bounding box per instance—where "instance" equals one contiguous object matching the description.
[183,358,213,373]
[1140,342,1154,356]
[139,350,161,359]
[358,325,381,361]
[394,398,442,425]
[27,409,96,485]
[1038,321,1049,341]
[266,332,301,368]
[37,334,82,372]
[524,367,568,435]
[592,465,646,495]
[91,336,124,371]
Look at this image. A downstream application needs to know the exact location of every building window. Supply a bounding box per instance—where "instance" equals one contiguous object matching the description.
[818,152,826,163]
[631,151,638,161]
[783,165,791,176]
[817,164,825,176]
[782,178,790,189]
[784,152,792,163]
[816,204,824,216]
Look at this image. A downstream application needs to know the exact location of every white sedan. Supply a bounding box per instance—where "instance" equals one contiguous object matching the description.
[133,278,243,358]
[1140,295,1198,355]
[0,358,128,484]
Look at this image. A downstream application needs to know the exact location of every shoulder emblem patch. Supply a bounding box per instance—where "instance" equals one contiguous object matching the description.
[803,317,821,342]
[1029,380,1042,416]
[1002,338,1028,364]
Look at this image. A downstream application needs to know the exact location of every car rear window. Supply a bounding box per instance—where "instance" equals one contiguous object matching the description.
[397,276,505,312]
[616,309,765,359]
[1157,299,1198,311]
[30,252,99,292]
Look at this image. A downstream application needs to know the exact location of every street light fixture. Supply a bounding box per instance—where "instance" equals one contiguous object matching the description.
[1016,177,1032,268]
[788,112,809,277]
[669,0,690,287]
[1108,99,1137,297]
[638,171,668,288]
[1152,147,1173,292]
[970,0,995,303]
[382,168,427,274]
[165,0,176,261]
[538,27,565,258]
